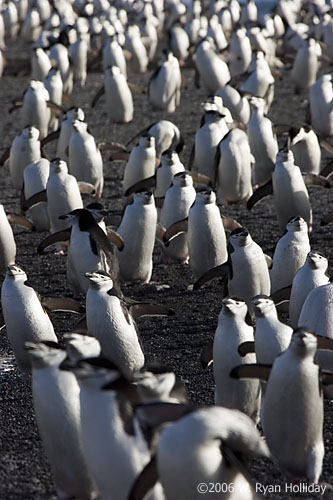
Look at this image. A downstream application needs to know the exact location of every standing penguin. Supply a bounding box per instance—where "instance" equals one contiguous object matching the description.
[247,149,314,233]
[131,406,270,500]
[193,38,230,95]
[240,51,275,112]
[148,51,182,113]
[23,158,50,232]
[289,252,329,329]
[309,73,333,137]
[228,27,252,78]
[31,47,52,81]
[69,119,104,197]
[193,227,271,312]
[231,328,326,483]
[25,342,98,500]
[215,129,253,205]
[154,149,185,200]
[289,125,321,175]
[269,216,310,294]
[92,66,134,124]
[159,172,196,263]
[44,67,63,132]
[8,125,41,191]
[116,191,157,284]
[213,297,260,423]
[1,265,57,378]
[292,38,320,92]
[102,35,127,77]
[216,84,251,125]
[122,135,156,196]
[0,205,16,272]
[85,271,145,377]
[192,110,229,184]
[247,97,278,186]
[55,107,85,162]
[21,79,51,139]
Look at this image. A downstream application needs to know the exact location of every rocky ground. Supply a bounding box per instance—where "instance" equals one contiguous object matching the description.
[0,34,332,500]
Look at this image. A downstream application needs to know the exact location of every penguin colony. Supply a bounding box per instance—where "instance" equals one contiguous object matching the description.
[0,0,333,498]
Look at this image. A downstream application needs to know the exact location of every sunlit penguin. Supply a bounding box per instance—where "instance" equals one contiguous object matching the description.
[155,149,185,199]
[130,405,270,500]
[124,24,149,73]
[168,23,190,62]
[69,119,104,197]
[231,329,327,484]
[289,252,329,329]
[21,80,51,139]
[102,35,127,77]
[269,216,310,294]
[56,107,85,162]
[69,31,89,87]
[8,125,41,191]
[309,72,333,137]
[247,97,278,186]
[122,135,156,196]
[31,47,52,81]
[148,51,182,113]
[193,38,230,95]
[216,129,253,205]
[289,125,321,175]
[116,191,157,284]
[216,84,251,125]
[1,265,57,379]
[213,297,260,423]
[85,272,145,376]
[192,109,229,184]
[25,342,98,500]
[292,38,320,92]
[159,171,196,263]
[207,14,228,52]
[229,27,252,77]
[48,26,75,94]
[44,67,63,132]
[23,158,50,232]
[104,66,134,123]
[0,205,17,272]
[240,51,275,112]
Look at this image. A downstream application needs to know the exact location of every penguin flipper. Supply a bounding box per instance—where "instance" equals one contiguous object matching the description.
[163,218,188,245]
[230,364,272,382]
[221,215,242,231]
[186,170,212,187]
[219,444,259,492]
[247,180,273,210]
[200,339,214,369]
[0,145,10,166]
[77,181,96,195]
[47,100,66,116]
[40,129,60,148]
[322,372,333,386]
[106,228,124,251]
[193,262,230,291]
[91,85,105,108]
[62,92,74,108]
[128,456,158,500]
[319,138,333,155]
[37,228,71,253]
[320,159,333,178]
[98,141,128,152]
[320,212,333,226]
[270,286,291,304]
[316,336,333,351]
[7,213,35,231]
[124,175,156,197]
[238,341,255,357]
[41,297,85,314]
[109,151,130,162]
[22,190,47,211]
[128,303,175,320]
[302,174,331,188]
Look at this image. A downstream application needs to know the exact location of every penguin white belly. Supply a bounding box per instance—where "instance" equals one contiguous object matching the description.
[69,134,104,197]
[116,203,157,283]
[217,85,251,124]
[272,169,312,232]
[217,131,253,204]
[32,367,97,499]
[1,285,56,375]
[80,388,150,500]
[263,355,324,479]
[228,247,271,306]
[24,159,50,231]
[248,117,277,185]
[122,149,156,195]
[9,135,41,191]
[290,273,329,329]
[149,65,180,113]
[86,292,144,376]
[104,69,133,123]
[47,177,83,233]
[0,207,16,271]
[270,241,310,293]
[213,325,260,420]
[187,206,227,280]
[195,124,226,181]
